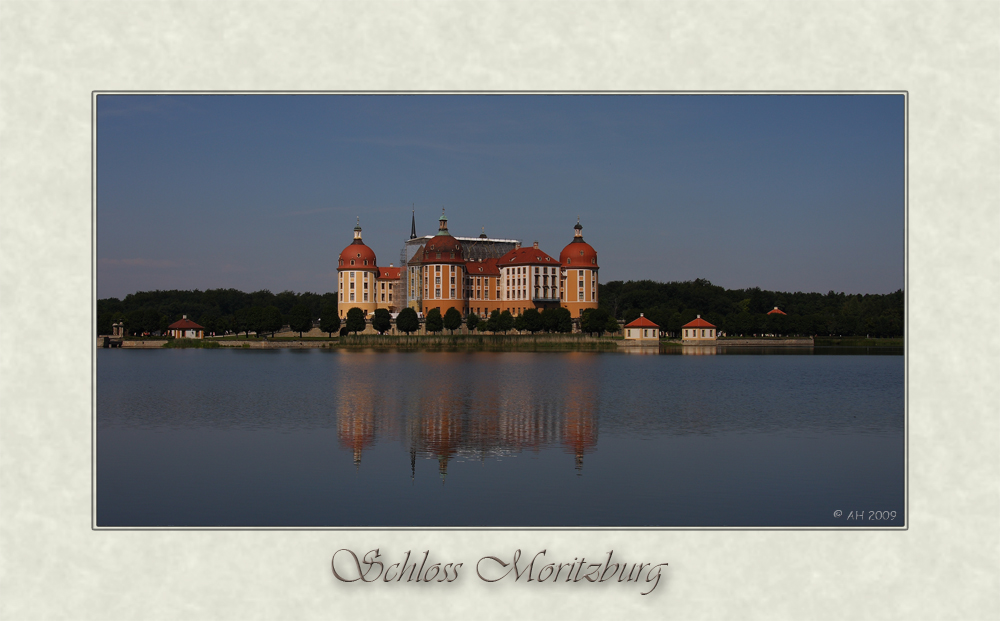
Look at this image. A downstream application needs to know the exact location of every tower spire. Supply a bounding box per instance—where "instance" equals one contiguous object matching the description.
[438,207,450,236]
[410,205,417,240]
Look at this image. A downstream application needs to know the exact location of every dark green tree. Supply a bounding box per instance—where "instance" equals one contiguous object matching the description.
[580,308,611,336]
[425,308,443,333]
[142,308,160,334]
[288,304,313,337]
[263,306,284,337]
[245,306,265,337]
[513,314,527,332]
[372,308,392,334]
[522,308,542,333]
[466,313,480,332]
[345,307,366,334]
[396,307,419,334]
[622,307,641,324]
[217,314,233,336]
[319,303,340,337]
[485,309,501,333]
[605,316,621,334]
[497,310,514,333]
[443,308,463,334]
[551,307,572,333]
[233,308,250,338]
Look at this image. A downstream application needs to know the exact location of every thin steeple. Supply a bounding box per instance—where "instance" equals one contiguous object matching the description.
[410,205,417,240]
[352,217,363,244]
[437,207,450,236]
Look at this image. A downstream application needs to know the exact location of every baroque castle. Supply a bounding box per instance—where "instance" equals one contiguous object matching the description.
[337,211,599,319]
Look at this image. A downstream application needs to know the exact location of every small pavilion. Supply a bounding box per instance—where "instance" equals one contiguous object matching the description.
[682,315,717,341]
[167,315,205,339]
[624,313,660,342]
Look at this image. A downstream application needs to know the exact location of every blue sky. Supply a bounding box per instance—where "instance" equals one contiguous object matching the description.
[97,94,904,299]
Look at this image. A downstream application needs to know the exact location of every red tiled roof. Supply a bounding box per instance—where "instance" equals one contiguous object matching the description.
[767,307,787,315]
[625,315,659,328]
[377,266,401,279]
[682,317,715,328]
[422,234,465,263]
[498,246,558,266]
[167,318,204,330]
[339,241,377,268]
[465,257,500,275]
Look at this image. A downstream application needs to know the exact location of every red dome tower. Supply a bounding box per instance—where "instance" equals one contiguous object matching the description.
[559,218,599,318]
[418,209,467,318]
[337,218,380,318]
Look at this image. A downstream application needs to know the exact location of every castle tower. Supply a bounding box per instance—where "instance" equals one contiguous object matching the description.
[337,218,380,318]
[418,209,467,318]
[559,218,599,318]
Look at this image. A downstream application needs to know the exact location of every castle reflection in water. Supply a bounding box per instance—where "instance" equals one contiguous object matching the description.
[335,352,599,478]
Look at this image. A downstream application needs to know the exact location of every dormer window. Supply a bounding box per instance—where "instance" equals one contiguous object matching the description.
[592,258,596,264]
[437,253,442,259]
[567,259,571,264]
[351,260,355,266]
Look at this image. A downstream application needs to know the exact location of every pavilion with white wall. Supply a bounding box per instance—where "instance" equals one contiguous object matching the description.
[624,314,660,342]
[167,316,205,339]
[681,316,716,341]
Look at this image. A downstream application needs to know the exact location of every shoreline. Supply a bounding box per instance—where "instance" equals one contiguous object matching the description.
[98,335,901,351]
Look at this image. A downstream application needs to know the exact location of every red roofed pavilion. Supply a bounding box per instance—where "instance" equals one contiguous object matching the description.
[682,315,717,341]
[167,315,205,339]
[624,313,660,342]
[767,306,787,315]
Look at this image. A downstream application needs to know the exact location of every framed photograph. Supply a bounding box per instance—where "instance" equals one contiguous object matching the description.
[95,93,905,529]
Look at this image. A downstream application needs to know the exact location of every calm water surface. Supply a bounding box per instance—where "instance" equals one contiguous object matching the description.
[96,348,904,527]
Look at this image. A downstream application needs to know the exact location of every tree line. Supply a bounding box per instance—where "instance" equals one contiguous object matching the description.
[599,279,903,337]
[97,288,338,337]
[341,307,585,336]
[98,279,903,339]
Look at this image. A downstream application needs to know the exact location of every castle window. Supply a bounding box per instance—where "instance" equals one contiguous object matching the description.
[351,260,355,265]
[350,293,355,302]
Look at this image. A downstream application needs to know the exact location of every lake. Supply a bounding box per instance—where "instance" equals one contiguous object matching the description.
[96,347,905,527]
